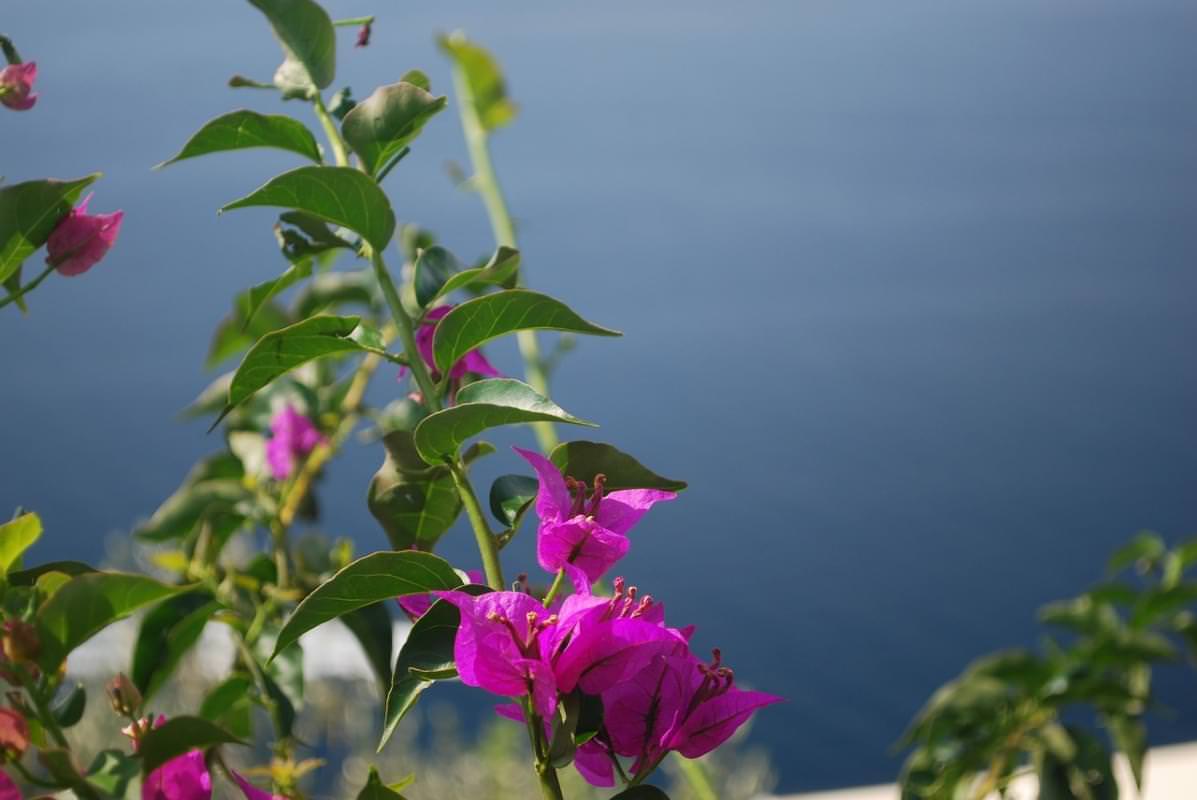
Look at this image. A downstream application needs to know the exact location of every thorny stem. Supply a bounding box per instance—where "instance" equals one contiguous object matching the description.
[312,94,350,168]
[0,263,55,310]
[449,460,505,591]
[447,51,557,452]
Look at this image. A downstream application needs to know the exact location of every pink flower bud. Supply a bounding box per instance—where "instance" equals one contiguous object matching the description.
[355,22,372,48]
[0,62,37,111]
[0,707,29,756]
[45,193,124,276]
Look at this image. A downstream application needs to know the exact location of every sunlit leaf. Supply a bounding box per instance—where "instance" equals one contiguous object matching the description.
[157,110,321,167]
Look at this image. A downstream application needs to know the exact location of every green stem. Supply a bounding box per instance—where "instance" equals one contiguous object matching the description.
[370,250,441,411]
[542,569,566,606]
[24,675,68,748]
[674,755,718,800]
[448,55,557,452]
[449,461,505,590]
[0,35,21,66]
[332,15,374,27]
[0,263,54,310]
[312,94,350,167]
[9,759,58,789]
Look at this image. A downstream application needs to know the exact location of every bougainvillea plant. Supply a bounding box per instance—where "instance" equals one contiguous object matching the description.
[0,4,779,799]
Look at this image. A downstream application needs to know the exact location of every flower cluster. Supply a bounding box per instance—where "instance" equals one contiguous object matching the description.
[431,448,782,787]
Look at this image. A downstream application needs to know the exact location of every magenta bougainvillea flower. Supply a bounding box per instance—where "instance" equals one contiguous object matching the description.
[398,568,484,620]
[0,62,37,111]
[0,771,20,800]
[265,405,324,480]
[45,194,124,277]
[603,650,783,770]
[433,590,559,719]
[129,717,212,800]
[546,577,689,696]
[514,447,676,583]
[417,305,501,382]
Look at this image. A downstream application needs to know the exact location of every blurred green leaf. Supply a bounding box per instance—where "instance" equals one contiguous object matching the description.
[51,684,87,728]
[438,33,517,131]
[199,675,254,724]
[413,246,463,308]
[414,379,596,463]
[38,749,100,799]
[293,269,376,318]
[207,298,291,370]
[221,166,395,251]
[0,512,42,577]
[272,551,462,660]
[248,0,335,95]
[36,573,186,671]
[356,767,409,800]
[86,749,138,797]
[549,441,687,493]
[1037,726,1117,800]
[134,480,253,543]
[138,716,243,775]
[1108,531,1166,575]
[7,560,96,586]
[157,110,321,167]
[429,245,521,302]
[132,592,220,702]
[341,602,394,694]
[342,80,447,176]
[432,289,619,376]
[240,260,313,329]
[0,174,98,283]
[1104,713,1145,790]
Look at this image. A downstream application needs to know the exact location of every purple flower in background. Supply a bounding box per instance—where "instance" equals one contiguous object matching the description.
[0,770,21,800]
[45,193,124,276]
[266,405,324,480]
[433,590,559,718]
[416,305,501,382]
[398,569,484,620]
[0,62,37,110]
[603,650,782,771]
[515,447,676,584]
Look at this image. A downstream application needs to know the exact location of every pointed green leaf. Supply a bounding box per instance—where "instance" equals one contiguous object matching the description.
[271,551,461,661]
[157,110,321,167]
[138,716,244,775]
[380,586,488,750]
[341,602,394,694]
[131,592,220,702]
[549,441,687,492]
[438,34,517,131]
[432,290,619,376]
[342,81,448,176]
[430,246,521,302]
[36,573,187,670]
[221,166,395,251]
[413,379,596,463]
[356,767,409,800]
[488,474,537,527]
[239,259,313,330]
[0,174,99,283]
[0,512,42,577]
[7,561,96,586]
[413,246,463,308]
[224,314,364,412]
[248,0,335,95]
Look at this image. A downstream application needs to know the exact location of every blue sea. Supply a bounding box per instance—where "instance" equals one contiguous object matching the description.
[2,1,1196,792]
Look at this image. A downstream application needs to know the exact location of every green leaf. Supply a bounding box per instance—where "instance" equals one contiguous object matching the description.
[207,297,291,370]
[611,788,671,800]
[549,441,687,493]
[488,474,537,527]
[293,269,377,318]
[157,110,322,167]
[1109,531,1166,574]
[438,34,517,131]
[1104,713,1146,790]
[240,259,313,330]
[413,378,596,464]
[367,432,462,550]
[138,716,243,775]
[86,749,139,798]
[51,684,87,728]
[413,246,463,308]
[380,586,488,750]
[199,675,254,722]
[1037,726,1117,800]
[222,314,365,414]
[0,511,42,577]
[430,246,521,302]
[248,0,335,95]
[221,166,396,252]
[432,289,619,376]
[357,767,409,800]
[134,480,253,542]
[7,560,96,586]
[0,174,99,284]
[38,749,100,799]
[131,592,220,702]
[342,81,448,176]
[341,602,394,694]
[35,573,186,671]
[272,551,462,661]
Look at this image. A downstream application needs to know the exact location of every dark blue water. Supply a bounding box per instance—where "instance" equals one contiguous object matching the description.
[3,1,1197,792]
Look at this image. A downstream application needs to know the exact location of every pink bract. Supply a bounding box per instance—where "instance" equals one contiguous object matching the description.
[45,193,124,277]
[0,62,37,111]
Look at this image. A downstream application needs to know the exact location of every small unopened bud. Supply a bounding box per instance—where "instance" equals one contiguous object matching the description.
[355,21,372,48]
[2,620,39,664]
[0,708,29,756]
[106,673,142,717]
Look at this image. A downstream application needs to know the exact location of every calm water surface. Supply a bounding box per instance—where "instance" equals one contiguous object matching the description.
[3,1,1197,791]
